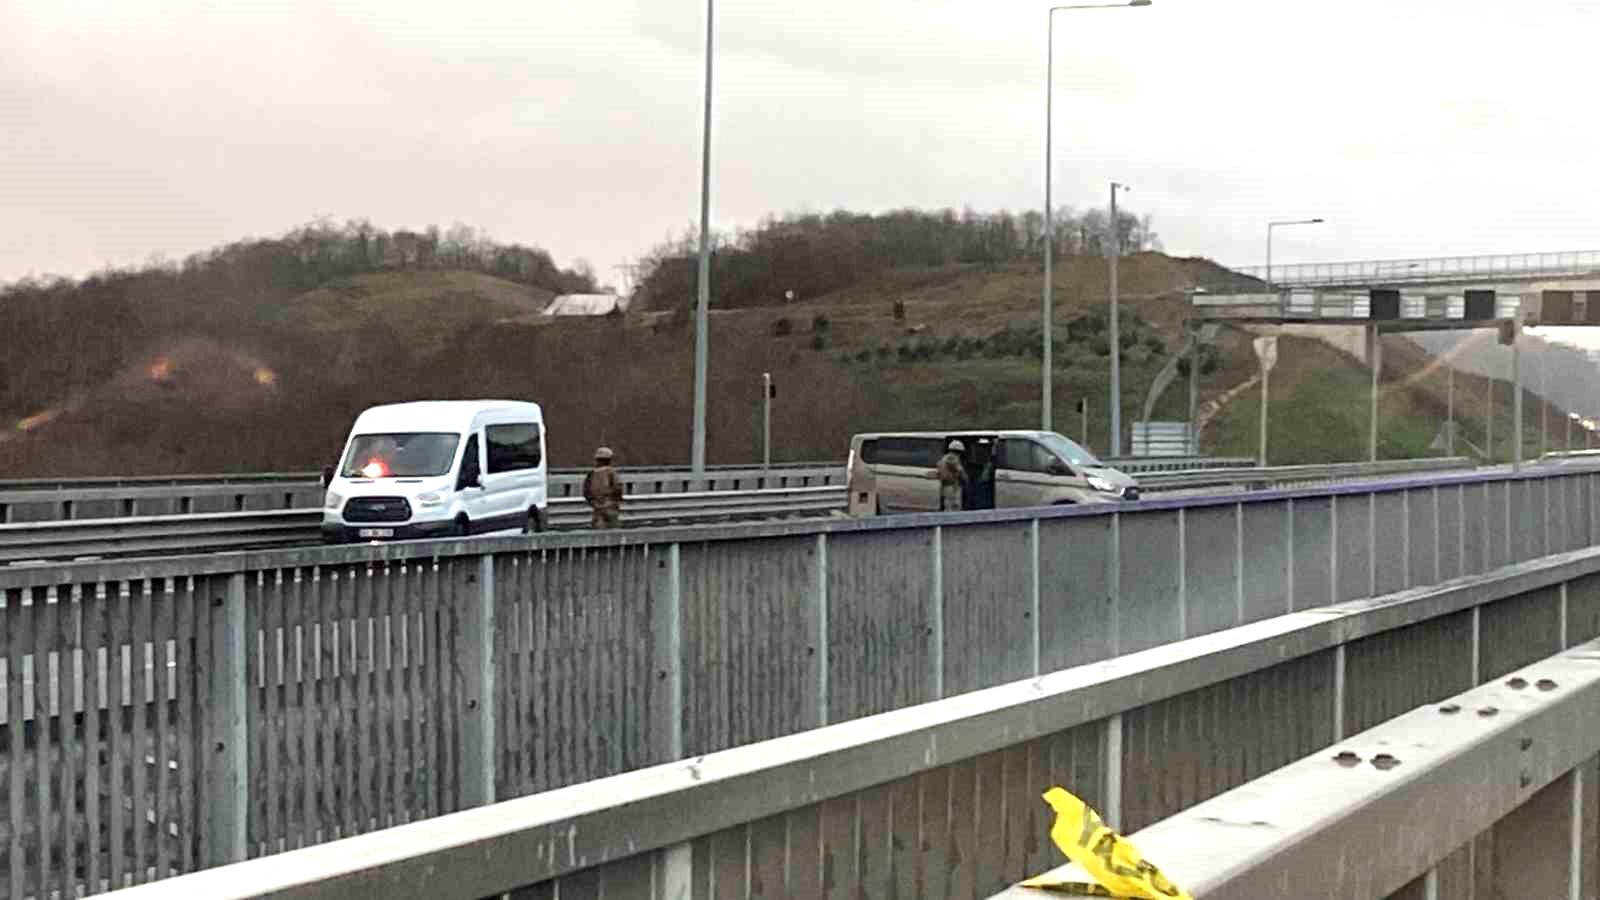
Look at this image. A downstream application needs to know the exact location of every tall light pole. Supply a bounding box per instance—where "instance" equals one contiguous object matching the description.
[1265,218,1324,288]
[690,0,715,473]
[1040,0,1152,433]
[1108,180,1131,456]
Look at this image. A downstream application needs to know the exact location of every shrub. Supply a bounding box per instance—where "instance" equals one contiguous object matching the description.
[772,317,793,337]
[812,314,831,334]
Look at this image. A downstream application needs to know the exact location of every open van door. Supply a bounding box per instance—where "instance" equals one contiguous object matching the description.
[847,443,878,516]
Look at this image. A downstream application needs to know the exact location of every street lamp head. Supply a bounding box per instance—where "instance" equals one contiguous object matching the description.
[1310,217,1325,223]
[1129,0,1153,6]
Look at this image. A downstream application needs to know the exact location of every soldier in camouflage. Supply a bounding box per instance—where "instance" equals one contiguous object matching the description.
[937,440,968,512]
[583,447,624,529]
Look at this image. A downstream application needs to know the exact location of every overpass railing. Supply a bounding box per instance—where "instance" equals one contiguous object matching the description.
[1232,248,1600,289]
[90,542,1600,899]
[992,639,1600,899]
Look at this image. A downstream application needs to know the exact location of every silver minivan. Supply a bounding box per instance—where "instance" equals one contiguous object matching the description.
[846,430,1139,516]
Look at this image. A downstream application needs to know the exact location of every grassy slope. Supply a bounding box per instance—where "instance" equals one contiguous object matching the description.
[2,255,1565,475]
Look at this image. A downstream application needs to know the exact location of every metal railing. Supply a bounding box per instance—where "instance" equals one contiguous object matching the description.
[1232,248,1600,289]
[992,640,1600,899]
[89,536,1600,900]
[0,458,1487,564]
[0,487,849,564]
[0,464,845,524]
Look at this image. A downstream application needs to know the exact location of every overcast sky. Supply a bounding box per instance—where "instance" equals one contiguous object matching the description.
[4,0,1598,294]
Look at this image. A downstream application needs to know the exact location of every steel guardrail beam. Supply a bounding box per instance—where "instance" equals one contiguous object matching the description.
[0,487,850,564]
[989,639,1600,899]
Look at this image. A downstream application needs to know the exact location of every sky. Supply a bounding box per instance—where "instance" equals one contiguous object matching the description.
[4,0,1599,301]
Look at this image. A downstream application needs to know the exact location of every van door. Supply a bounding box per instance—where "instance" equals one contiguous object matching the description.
[457,434,490,526]
[483,421,544,529]
[995,438,1059,508]
[869,437,943,513]
[848,441,878,516]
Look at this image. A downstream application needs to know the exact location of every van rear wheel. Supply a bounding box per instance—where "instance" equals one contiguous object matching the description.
[524,507,545,534]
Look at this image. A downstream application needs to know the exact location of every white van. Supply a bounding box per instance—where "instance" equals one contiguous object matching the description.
[321,400,548,543]
[846,429,1139,516]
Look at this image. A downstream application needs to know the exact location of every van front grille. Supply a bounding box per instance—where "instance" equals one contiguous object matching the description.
[344,496,412,523]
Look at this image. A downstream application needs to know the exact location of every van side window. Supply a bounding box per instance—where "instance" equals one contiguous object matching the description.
[865,437,941,468]
[999,440,1058,474]
[487,423,543,473]
[457,435,482,490]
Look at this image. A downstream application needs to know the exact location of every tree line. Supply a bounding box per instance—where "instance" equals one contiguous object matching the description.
[0,220,596,418]
[632,206,1160,312]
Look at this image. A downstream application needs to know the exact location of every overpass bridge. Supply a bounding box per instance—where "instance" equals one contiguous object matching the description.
[1232,248,1600,292]
[6,460,1600,898]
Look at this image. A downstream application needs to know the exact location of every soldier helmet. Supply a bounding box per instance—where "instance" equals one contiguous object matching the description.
[948,440,966,452]
[595,446,614,460]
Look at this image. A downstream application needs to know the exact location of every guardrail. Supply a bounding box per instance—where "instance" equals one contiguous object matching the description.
[0,465,845,524]
[1138,456,1476,492]
[0,486,849,564]
[90,539,1600,900]
[0,458,1258,524]
[991,639,1600,899]
[0,458,1489,565]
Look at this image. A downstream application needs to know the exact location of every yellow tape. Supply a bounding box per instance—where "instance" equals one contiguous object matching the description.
[1019,787,1193,899]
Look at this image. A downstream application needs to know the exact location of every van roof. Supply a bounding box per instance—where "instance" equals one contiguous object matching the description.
[851,429,1063,441]
[352,400,542,434]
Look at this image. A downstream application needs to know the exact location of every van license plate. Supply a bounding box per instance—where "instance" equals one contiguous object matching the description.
[359,528,395,539]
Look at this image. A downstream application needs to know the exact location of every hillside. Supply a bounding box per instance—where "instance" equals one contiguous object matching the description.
[0,221,1581,476]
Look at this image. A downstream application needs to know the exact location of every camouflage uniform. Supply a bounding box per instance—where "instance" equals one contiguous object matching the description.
[937,448,967,512]
[584,450,624,529]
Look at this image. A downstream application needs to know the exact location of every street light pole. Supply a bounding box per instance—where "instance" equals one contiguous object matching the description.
[690,0,715,473]
[1040,0,1152,432]
[1265,218,1324,288]
[1109,180,1129,456]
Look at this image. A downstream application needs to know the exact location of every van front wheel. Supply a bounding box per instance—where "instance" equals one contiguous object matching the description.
[453,515,471,538]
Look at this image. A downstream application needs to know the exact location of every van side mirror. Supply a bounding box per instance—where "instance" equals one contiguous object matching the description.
[460,469,482,490]
[320,465,334,488]
[1048,460,1072,477]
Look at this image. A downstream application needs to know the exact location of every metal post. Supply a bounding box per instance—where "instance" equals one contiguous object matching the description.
[690,0,714,474]
[1487,377,1494,462]
[1513,329,1523,471]
[458,556,496,808]
[1265,228,1272,289]
[1081,399,1089,449]
[1368,326,1381,462]
[1447,360,1456,456]
[762,372,772,470]
[1259,363,1270,467]
[204,572,249,867]
[1041,12,1056,430]
[1540,355,1548,457]
[1109,182,1124,455]
[1188,332,1199,456]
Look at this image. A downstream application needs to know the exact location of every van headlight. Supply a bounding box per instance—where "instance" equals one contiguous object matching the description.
[1087,475,1117,494]
[324,491,343,510]
[416,492,445,508]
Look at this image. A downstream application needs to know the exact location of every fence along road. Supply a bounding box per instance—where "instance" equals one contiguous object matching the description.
[4,462,1598,895]
[86,536,1600,900]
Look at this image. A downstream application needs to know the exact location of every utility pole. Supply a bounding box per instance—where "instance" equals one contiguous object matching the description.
[762,372,773,470]
[690,0,715,473]
[1109,182,1129,455]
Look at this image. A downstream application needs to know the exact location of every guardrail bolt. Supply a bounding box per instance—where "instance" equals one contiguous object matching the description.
[213,597,223,607]
[1439,704,1462,715]
[1478,706,1499,717]
[215,741,225,752]
[1507,677,1529,690]
[1333,751,1361,768]
[1537,679,1558,692]
[467,699,478,710]
[1371,754,1400,771]
[1520,738,1534,751]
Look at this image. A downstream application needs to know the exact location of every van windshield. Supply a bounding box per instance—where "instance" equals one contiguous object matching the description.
[1037,433,1100,468]
[341,433,460,478]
